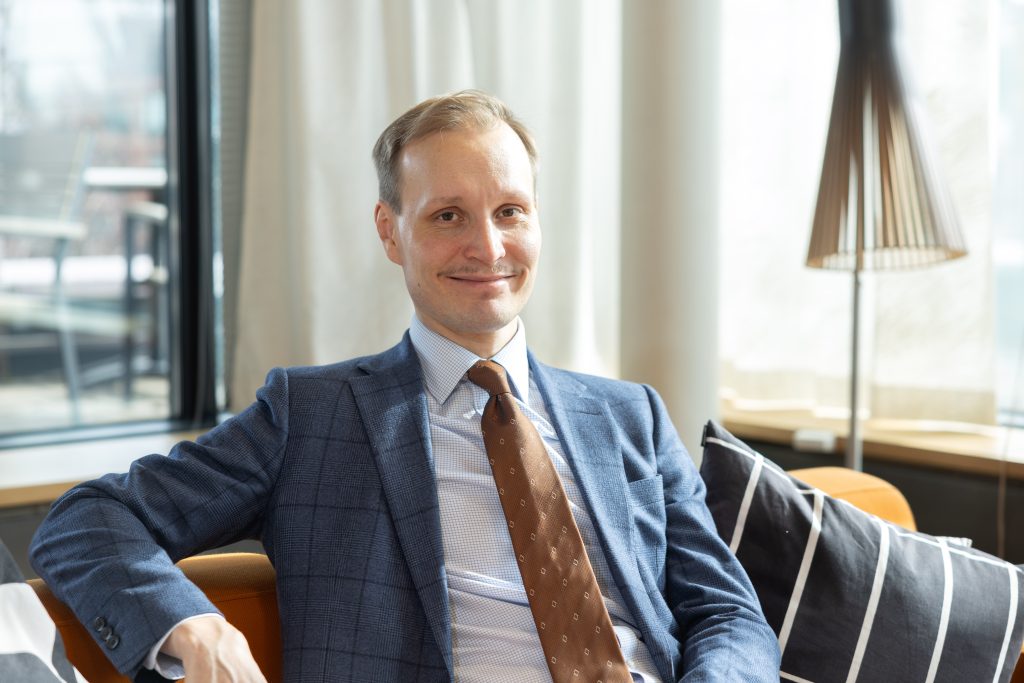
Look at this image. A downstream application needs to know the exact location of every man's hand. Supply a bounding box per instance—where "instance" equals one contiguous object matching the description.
[163,615,267,682]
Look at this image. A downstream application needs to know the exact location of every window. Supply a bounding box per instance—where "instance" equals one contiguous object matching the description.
[0,0,218,446]
[719,0,1020,431]
[994,0,1024,427]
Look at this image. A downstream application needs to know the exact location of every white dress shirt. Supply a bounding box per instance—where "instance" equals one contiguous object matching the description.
[409,316,660,683]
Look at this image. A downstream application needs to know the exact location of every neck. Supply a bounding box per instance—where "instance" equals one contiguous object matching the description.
[417,316,519,359]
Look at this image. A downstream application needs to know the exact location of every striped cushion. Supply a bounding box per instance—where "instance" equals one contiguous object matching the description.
[699,421,1024,683]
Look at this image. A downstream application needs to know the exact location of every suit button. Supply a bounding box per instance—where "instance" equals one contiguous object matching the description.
[99,626,112,640]
[92,617,106,631]
[105,635,120,650]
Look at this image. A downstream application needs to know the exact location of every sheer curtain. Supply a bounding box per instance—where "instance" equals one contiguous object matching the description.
[231,0,723,453]
[718,0,998,426]
[232,0,621,401]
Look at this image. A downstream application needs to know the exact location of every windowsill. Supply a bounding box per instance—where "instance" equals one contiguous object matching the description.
[0,430,201,509]
[4,411,1021,509]
[721,405,1024,480]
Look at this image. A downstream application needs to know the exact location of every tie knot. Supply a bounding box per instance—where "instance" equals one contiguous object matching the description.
[467,360,512,397]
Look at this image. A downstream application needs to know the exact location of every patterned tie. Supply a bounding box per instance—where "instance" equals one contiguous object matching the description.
[467,360,632,683]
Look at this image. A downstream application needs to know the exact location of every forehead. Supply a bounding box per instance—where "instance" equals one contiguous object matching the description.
[398,124,534,200]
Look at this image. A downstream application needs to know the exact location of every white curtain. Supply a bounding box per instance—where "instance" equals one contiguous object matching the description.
[233,0,623,401]
[232,1,626,389]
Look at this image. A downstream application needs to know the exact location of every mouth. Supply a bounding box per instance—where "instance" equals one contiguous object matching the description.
[448,273,515,283]
[443,271,520,295]
[445,265,519,283]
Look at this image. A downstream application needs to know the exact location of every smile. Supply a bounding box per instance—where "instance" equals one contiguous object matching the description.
[449,274,514,282]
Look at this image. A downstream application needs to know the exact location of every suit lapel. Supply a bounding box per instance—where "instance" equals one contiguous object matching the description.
[530,357,644,602]
[350,337,452,674]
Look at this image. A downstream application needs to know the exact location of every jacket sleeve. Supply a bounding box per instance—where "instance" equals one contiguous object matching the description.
[645,385,781,682]
[29,368,291,678]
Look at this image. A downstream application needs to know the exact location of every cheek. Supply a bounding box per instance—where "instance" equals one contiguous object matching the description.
[407,237,455,279]
[513,226,541,266]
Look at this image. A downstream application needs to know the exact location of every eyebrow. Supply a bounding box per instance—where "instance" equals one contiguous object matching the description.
[424,191,533,210]
[427,196,463,207]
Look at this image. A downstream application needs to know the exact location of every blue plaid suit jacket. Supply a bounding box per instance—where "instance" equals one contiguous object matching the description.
[30,334,779,682]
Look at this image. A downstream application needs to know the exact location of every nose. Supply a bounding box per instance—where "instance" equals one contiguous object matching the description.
[464,218,506,264]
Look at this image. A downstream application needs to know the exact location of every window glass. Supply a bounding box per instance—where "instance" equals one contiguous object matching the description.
[995,0,1024,426]
[0,0,171,435]
[719,0,1018,429]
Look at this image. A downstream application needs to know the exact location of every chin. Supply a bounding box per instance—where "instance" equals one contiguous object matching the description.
[450,307,519,336]
[461,316,516,337]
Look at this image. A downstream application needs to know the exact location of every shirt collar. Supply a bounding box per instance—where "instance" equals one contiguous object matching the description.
[409,315,530,406]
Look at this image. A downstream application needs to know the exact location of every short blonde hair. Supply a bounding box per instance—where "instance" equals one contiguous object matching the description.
[372,90,538,212]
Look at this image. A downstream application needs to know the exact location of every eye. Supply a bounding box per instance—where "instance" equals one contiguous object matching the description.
[436,210,459,222]
[497,206,523,219]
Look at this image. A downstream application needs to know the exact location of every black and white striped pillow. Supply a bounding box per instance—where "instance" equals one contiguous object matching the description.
[0,540,84,683]
[699,420,1024,683]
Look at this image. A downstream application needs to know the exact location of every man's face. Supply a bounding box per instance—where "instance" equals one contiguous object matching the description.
[375,123,541,354]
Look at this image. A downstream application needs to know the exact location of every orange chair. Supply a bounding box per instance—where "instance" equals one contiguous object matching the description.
[789,466,917,530]
[30,553,280,683]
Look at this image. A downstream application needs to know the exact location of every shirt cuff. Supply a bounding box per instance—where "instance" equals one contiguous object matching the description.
[143,613,224,680]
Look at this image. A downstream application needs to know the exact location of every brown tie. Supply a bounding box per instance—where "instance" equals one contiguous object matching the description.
[467,360,632,683]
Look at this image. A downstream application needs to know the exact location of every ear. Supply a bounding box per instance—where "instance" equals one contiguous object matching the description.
[374,200,403,266]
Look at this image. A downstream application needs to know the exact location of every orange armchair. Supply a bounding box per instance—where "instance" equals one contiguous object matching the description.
[29,553,281,683]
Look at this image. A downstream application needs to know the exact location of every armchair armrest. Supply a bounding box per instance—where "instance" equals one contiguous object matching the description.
[28,552,280,683]
[788,465,917,530]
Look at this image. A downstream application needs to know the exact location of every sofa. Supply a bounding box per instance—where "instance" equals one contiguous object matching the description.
[28,466,1024,682]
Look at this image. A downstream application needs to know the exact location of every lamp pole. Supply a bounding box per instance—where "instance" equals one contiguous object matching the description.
[847,267,863,471]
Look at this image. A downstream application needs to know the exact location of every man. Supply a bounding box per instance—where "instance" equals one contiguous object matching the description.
[31,91,780,682]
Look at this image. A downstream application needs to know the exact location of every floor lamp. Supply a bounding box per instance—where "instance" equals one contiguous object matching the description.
[806,0,967,471]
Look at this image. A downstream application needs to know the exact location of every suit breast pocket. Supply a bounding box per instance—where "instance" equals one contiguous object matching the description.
[628,475,667,586]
